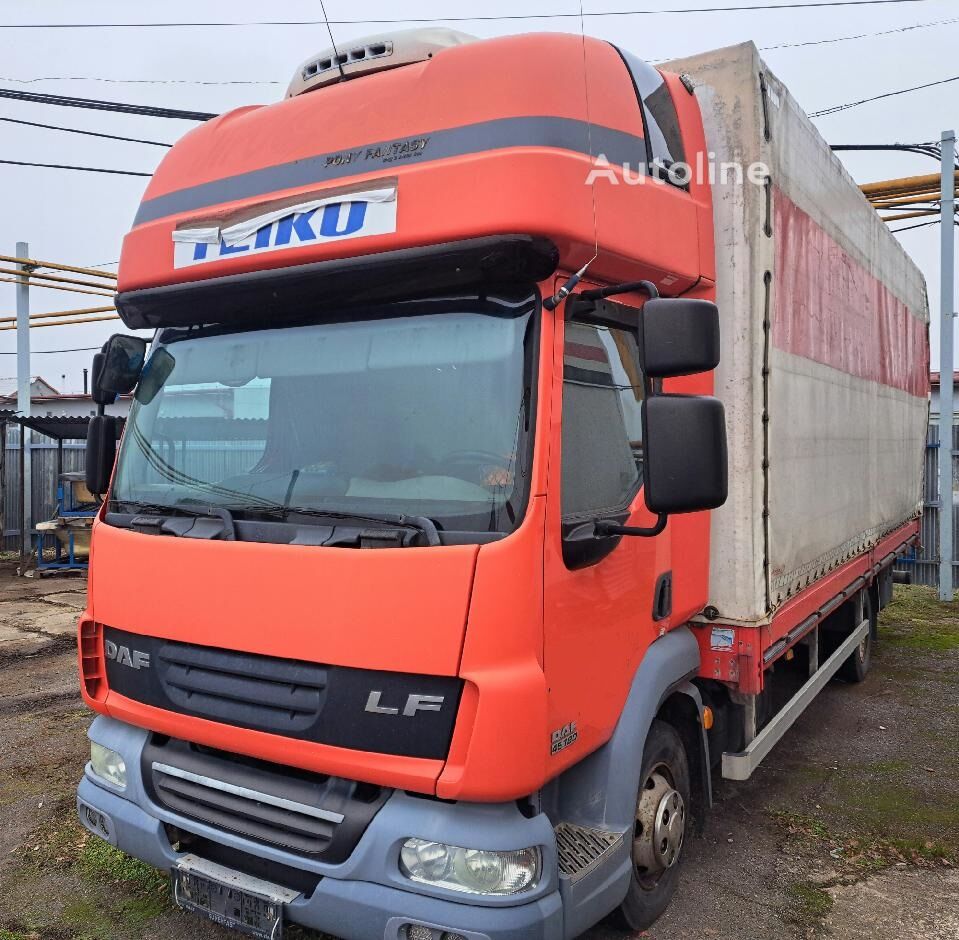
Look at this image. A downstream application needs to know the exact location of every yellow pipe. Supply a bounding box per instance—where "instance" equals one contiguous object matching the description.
[0,276,114,298]
[0,266,117,292]
[871,194,945,209]
[868,184,952,201]
[0,313,120,331]
[869,188,956,206]
[869,183,956,200]
[861,170,959,197]
[0,253,117,280]
[880,209,940,222]
[0,305,115,325]
[873,202,941,212]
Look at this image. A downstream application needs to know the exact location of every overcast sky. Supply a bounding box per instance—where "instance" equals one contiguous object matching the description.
[0,0,956,393]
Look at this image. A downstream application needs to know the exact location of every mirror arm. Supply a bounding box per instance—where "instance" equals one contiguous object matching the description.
[579,280,660,302]
[594,514,667,538]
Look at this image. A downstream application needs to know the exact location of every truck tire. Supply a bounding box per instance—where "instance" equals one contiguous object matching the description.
[838,591,874,683]
[616,719,691,932]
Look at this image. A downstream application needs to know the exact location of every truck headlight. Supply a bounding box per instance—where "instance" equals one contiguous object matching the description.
[400,838,540,895]
[90,742,127,789]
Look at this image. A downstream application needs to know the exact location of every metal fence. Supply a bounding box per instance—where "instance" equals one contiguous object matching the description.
[2,424,86,552]
[902,421,959,586]
[1,422,264,554]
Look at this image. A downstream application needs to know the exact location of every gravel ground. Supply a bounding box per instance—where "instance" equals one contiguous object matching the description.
[0,563,956,940]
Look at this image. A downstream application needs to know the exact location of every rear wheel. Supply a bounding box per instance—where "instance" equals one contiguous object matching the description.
[617,719,691,932]
[838,590,874,683]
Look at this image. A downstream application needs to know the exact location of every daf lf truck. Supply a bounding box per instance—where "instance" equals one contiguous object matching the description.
[76,30,928,940]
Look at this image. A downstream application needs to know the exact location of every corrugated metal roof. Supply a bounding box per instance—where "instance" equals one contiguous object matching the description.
[0,410,92,440]
[17,415,92,440]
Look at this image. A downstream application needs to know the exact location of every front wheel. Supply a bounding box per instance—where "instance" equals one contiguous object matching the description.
[616,719,691,932]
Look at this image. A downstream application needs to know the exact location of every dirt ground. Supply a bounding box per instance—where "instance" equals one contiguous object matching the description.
[0,561,957,940]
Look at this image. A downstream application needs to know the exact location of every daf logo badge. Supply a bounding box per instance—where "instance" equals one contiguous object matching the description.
[365,691,444,717]
[104,639,151,671]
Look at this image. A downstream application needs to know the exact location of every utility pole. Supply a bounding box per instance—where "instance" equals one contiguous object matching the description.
[939,131,957,601]
[15,242,32,563]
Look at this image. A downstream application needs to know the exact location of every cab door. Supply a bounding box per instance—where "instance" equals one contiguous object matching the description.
[542,293,672,773]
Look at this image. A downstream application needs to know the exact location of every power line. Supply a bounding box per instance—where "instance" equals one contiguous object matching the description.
[0,15,944,108]
[0,0,938,28]
[0,13,944,103]
[811,74,959,117]
[0,159,152,177]
[2,14,955,87]
[830,142,958,169]
[8,14,954,86]
[890,218,957,233]
[761,16,959,50]
[0,347,100,354]
[319,0,346,83]
[0,116,172,147]
[0,88,215,121]
[0,76,281,86]
[832,143,941,156]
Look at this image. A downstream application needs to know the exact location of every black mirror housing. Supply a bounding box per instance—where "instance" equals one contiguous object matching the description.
[96,334,147,398]
[90,353,116,407]
[641,298,720,378]
[86,414,119,495]
[643,395,728,515]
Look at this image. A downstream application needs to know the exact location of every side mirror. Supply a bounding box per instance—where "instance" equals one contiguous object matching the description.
[94,334,147,400]
[643,395,728,514]
[572,289,728,542]
[640,299,719,378]
[90,353,115,407]
[86,415,119,496]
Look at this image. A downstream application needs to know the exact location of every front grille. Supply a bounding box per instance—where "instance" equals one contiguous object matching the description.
[144,736,389,863]
[103,626,463,760]
[159,642,327,736]
[153,762,339,854]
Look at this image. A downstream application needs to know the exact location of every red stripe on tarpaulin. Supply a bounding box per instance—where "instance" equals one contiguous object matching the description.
[772,188,928,398]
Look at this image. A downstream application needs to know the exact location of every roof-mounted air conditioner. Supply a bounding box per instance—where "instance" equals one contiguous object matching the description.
[286,27,476,98]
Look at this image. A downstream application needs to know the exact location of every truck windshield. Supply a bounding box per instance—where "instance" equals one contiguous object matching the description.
[110,292,537,538]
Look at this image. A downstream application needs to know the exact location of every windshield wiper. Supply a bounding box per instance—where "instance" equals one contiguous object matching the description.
[228,505,442,547]
[110,500,441,546]
[110,499,210,517]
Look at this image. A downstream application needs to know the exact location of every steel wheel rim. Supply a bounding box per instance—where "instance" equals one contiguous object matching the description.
[633,763,686,890]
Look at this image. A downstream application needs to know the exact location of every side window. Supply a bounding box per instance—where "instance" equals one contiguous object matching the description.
[615,47,687,183]
[561,316,645,518]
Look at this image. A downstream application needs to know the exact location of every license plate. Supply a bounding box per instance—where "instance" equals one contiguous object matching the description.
[173,855,299,940]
